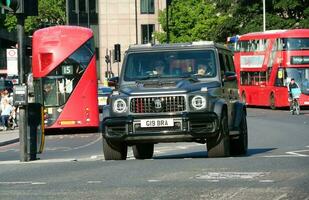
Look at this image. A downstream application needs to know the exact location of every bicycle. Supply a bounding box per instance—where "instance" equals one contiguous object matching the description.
[290,88,301,115]
[291,97,300,115]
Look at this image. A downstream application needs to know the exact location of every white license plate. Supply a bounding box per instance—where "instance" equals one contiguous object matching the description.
[140,118,174,128]
[304,101,309,105]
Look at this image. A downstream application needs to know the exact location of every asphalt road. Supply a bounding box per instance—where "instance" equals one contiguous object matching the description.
[0,108,308,199]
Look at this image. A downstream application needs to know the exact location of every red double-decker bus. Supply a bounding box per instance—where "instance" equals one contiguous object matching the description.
[234,29,309,109]
[32,26,99,132]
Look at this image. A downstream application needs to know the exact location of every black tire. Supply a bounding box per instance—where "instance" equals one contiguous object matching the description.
[270,93,276,110]
[230,113,248,156]
[207,112,230,158]
[132,143,154,159]
[102,137,127,160]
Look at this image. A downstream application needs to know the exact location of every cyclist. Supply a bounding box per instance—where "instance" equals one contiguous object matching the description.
[288,78,300,112]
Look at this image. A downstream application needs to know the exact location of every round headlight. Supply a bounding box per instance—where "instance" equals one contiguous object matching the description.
[113,99,127,113]
[191,95,206,110]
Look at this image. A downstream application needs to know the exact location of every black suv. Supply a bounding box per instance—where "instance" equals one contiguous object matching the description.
[102,41,248,160]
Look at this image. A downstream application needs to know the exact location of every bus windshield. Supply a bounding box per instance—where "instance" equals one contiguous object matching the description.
[279,38,309,50]
[286,68,309,94]
[43,38,95,107]
[124,50,217,81]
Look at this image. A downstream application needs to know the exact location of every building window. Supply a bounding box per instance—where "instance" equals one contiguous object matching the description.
[140,0,154,14]
[141,24,155,44]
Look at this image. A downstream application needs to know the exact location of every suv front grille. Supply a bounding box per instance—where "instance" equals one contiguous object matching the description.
[130,96,186,113]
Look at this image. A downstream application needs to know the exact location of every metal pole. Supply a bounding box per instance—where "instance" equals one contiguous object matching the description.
[109,50,112,77]
[135,0,138,44]
[17,14,30,162]
[106,48,109,78]
[117,62,120,77]
[263,0,266,32]
[166,1,169,43]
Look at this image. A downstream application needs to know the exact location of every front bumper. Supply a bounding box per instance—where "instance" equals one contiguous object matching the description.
[102,112,219,143]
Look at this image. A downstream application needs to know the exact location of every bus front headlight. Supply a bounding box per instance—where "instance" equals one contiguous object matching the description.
[113,99,127,113]
[191,95,206,110]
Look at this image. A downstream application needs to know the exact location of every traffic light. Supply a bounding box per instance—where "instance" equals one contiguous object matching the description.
[0,0,38,16]
[114,44,121,62]
[105,55,110,64]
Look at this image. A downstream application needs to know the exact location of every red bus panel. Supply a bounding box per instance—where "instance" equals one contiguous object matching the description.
[32,26,99,131]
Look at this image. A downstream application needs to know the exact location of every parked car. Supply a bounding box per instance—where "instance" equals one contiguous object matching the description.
[98,86,113,112]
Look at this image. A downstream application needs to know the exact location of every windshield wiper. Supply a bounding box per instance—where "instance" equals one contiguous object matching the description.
[179,74,200,82]
[135,74,163,81]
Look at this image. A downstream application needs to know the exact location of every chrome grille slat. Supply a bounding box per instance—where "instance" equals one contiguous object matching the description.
[130,96,186,113]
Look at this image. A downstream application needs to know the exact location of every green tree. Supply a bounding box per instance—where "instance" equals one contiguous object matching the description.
[156,0,230,43]
[156,0,309,43]
[0,0,65,35]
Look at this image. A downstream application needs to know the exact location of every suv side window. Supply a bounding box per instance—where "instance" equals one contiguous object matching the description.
[219,52,228,77]
[226,54,235,72]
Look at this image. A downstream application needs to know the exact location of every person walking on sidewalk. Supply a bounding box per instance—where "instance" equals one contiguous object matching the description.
[1,98,13,131]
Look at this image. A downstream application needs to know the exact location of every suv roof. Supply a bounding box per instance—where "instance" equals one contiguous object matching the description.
[127,41,228,52]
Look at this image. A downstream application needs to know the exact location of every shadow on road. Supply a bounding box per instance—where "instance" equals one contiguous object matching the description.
[246,148,276,156]
[153,148,276,159]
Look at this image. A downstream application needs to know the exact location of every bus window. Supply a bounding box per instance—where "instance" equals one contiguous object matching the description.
[241,71,267,86]
[43,79,58,106]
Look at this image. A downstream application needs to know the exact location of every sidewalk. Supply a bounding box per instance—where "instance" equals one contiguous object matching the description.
[0,128,19,147]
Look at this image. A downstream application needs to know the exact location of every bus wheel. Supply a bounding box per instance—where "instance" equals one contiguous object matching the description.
[230,113,248,156]
[103,137,127,160]
[270,93,276,110]
[241,92,246,105]
[207,111,230,158]
[132,144,154,159]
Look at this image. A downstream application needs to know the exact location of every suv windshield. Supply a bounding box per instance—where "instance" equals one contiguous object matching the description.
[124,50,217,81]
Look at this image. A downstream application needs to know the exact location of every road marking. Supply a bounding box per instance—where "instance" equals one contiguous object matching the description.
[67,136,102,151]
[44,135,102,152]
[259,179,274,183]
[0,181,46,185]
[263,147,309,158]
[87,181,102,184]
[227,187,248,199]
[195,172,267,180]
[286,149,309,157]
[274,194,288,200]
[207,179,219,182]
[147,179,161,183]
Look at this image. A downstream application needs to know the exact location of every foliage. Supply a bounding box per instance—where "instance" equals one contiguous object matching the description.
[0,0,65,35]
[156,0,309,43]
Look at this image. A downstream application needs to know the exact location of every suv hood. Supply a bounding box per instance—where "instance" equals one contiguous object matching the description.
[119,79,221,96]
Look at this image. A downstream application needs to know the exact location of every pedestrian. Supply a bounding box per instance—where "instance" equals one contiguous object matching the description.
[287,78,300,112]
[1,98,13,131]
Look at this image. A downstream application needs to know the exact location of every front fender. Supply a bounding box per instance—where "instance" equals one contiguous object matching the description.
[232,101,246,130]
[100,105,111,132]
[213,99,227,120]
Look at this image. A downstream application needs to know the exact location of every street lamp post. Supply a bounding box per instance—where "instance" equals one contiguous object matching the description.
[263,0,266,32]
[166,0,172,43]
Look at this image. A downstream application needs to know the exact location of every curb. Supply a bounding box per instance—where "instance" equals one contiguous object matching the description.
[0,138,19,147]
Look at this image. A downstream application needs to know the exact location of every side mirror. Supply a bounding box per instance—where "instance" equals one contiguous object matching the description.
[108,77,119,87]
[223,71,237,82]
